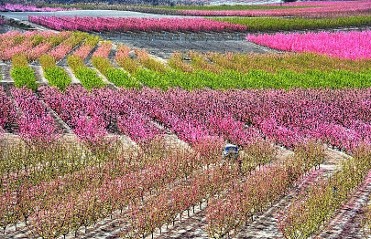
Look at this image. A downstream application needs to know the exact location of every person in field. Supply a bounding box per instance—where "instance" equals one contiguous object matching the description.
[222,140,241,172]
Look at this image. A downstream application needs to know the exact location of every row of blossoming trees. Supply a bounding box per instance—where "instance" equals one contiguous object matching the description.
[31,86,369,152]
[28,16,248,32]
[1,86,370,157]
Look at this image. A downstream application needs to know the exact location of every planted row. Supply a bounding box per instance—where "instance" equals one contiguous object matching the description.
[39,87,370,152]
[0,31,67,61]
[131,67,371,90]
[0,134,193,235]
[27,139,217,239]
[196,52,371,74]
[127,164,237,238]
[28,16,247,33]
[67,55,105,90]
[73,34,100,60]
[10,55,37,90]
[91,56,139,88]
[0,88,16,133]
[117,49,371,90]
[10,87,60,144]
[39,54,71,91]
[126,139,278,238]
[48,31,87,61]
[279,144,371,238]
[247,30,371,60]
[0,31,83,62]
[91,42,139,88]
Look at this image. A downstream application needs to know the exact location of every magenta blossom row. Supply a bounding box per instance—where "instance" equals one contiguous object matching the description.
[0,88,16,133]
[247,30,371,60]
[28,16,247,32]
[37,87,370,152]
[1,86,369,153]
[10,88,61,144]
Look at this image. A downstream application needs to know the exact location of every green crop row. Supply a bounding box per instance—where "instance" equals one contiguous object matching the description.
[11,55,37,90]
[212,15,371,32]
[65,32,89,48]
[133,68,371,90]
[117,51,371,90]
[46,32,72,47]
[84,35,100,47]
[40,55,71,91]
[91,56,141,88]
[175,51,371,74]
[67,55,105,90]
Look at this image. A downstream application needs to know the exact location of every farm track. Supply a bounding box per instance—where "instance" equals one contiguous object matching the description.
[56,41,85,67]
[63,66,81,84]
[30,65,47,85]
[0,63,4,80]
[313,170,371,239]
[155,208,209,239]
[108,44,118,65]
[103,31,248,42]
[84,44,99,67]
[0,63,12,83]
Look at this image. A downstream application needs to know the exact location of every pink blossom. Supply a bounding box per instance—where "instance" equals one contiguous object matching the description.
[29,16,247,32]
[247,30,371,60]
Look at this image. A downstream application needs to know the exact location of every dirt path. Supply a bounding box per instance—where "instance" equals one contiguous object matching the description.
[120,39,275,59]
[0,64,12,83]
[156,210,209,239]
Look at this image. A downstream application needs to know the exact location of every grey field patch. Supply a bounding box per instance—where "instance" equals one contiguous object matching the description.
[120,39,274,59]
